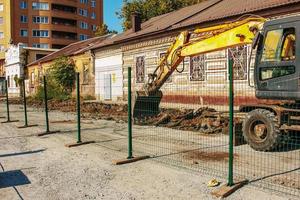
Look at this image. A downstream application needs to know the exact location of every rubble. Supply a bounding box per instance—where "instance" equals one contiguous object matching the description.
[136,107,229,134]
[3,98,230,134]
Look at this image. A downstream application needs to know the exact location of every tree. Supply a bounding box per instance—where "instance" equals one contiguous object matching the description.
[95,24,118,37]
[117,0,205,30]
[50,56,76,93]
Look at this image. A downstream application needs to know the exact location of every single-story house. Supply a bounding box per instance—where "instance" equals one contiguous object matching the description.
[27,35,113,96]
[5,44,57,96]
[90,0,300,109]
[90,38,123,101]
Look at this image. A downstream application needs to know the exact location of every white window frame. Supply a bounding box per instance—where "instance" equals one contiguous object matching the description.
[33,43,49,49]
[32,30,49,38]
[20,1,27,9]
[79,34,88,41]
[80,21,88,29]
[33,16,49,24]
[91,12,96,19]
[80,0,88,4]
[20,29,28,37]
[91,0,96,7]
[32,2,49,10]
[79,9,88,17]
[20,15,28,23]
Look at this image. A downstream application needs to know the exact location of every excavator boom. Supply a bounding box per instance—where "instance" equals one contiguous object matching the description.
[133,17,265,117]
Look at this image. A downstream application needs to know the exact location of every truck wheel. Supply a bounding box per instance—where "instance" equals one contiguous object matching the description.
[242,109,281,151]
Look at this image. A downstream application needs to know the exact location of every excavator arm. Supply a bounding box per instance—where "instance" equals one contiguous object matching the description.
[134,17,265,117]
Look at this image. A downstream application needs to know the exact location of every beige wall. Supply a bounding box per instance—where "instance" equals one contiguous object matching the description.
[27,52,95,96]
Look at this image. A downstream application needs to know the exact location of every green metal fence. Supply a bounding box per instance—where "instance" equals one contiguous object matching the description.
[0,63,299,198]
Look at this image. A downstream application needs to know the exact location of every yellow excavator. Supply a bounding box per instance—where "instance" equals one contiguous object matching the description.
[133,16,266,117]
[134,15,300,151]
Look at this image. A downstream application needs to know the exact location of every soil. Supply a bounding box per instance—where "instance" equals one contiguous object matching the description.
[3,97,231,134]
[0,103,296,200]
[184,150,238,162]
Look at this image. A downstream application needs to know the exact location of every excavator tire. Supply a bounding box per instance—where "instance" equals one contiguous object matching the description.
[242,109,281,151]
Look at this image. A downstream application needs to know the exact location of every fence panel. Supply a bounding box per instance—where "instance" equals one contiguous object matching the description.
[231,45,300,197]
[130,56,231,180]
[73,72,129,152]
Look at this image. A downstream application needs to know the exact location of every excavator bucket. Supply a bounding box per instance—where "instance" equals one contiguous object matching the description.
[133,91,162,118]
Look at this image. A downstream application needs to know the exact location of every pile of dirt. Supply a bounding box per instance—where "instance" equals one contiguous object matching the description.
[3,98,228,134]
[184,150,238,162]
[135,107,229,134]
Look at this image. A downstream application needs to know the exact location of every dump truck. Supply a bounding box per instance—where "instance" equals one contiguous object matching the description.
[133,15,300,151]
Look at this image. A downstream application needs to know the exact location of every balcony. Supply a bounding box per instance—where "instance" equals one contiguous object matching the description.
[52,17,77,27]
[51,4,77,14]
[52,31,77,41]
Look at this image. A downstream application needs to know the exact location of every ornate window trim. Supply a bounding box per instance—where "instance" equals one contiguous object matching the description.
[135,56,145,83]
[189,54,206,81]
[228,45,248,80]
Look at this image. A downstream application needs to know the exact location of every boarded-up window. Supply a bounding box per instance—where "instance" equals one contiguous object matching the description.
[136,56,145,83]
[190,54,205,81]
[228,46,248,80]
[83,63,89,84]
[30,72,35,87]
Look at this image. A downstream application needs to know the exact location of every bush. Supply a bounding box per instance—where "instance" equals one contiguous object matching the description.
[34,77,71,101]
[50,56,76,93]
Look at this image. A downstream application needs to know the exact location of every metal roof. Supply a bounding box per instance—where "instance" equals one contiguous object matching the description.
[28,35,112,66]
[29,0,300,66]
[99,0,300,46]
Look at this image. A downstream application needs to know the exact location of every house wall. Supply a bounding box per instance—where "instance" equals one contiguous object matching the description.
[73,52,95,97]
[0,59,5,77]
[94,46,123,101]
[26,49,56,65]
[5,44,24,96]
[121,34,257,109]
[27,52,94,96]
[5,63,22,96]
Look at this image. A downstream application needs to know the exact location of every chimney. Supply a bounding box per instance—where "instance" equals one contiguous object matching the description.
[131,12,141,32]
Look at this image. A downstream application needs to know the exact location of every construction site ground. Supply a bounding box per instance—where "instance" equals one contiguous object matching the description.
[0,102,298,200]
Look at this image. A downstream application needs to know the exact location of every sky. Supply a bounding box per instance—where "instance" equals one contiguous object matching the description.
[104,0,124,33]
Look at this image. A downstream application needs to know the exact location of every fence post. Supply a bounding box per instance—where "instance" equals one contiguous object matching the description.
[44,76,50,132]
[18,78,38,128]
[5,80,10,121]
[76,72,82,143]
[1,80,18,123]
[0,80,5,119]
[37,76,59,136]
[127,67,133,159]
[228,58,234,186]
[65,72,94,147]
[23,79,28,127]
[112,67,150,164]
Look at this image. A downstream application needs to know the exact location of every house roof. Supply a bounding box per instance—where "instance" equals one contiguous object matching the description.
[23,47,58,52]
[27,34,112,66]
[29,0,300,66]
[91,0,300,49]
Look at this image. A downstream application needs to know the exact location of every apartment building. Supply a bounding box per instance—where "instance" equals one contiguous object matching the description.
[0,0,103,60]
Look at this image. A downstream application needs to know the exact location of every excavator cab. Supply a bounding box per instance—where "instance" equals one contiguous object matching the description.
[254,16,300,100]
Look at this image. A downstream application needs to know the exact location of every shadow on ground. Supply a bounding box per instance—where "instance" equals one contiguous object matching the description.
[0,170,31,189]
